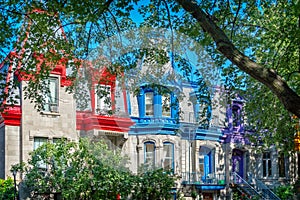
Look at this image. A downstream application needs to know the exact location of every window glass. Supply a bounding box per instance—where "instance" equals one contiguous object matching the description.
[145,92,154,116]
[34,137,48,169]
[145,142,155,168]
[278,152,286,177]
[162,94,171,117]
[163,142,174,172]
[263,152,272,177]
[43,77,59,112]
[34,137,47,150]
[232,105,239,127]
[95,85,112,114]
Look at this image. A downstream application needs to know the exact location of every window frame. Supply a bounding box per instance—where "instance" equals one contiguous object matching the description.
[43,77,59,113]
[95,84,112,114]
[33,137,48,169]
[162,93,171,117]
[145,92,154,116]
[144,141,155,168]
[263,152,272,177]
[162,142,174,172]
[278,152,286,178]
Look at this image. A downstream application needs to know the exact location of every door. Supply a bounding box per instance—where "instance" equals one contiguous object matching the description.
[232,149,243,183]
[203,193,213,200]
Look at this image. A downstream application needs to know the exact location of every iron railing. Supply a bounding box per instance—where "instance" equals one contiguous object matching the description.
[255,178,281,200]
[181,172,226,185]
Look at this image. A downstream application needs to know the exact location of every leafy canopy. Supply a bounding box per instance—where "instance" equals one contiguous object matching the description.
[0,0,299,150]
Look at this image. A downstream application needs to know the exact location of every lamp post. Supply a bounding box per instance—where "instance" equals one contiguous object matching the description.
[12,169,17,200]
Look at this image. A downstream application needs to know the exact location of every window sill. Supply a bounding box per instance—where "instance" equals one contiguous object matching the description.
[40,111,60,116]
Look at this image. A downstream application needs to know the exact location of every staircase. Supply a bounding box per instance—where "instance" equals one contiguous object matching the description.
[232,173,262,199]
[255,178,281,200]
[232,172,281,200]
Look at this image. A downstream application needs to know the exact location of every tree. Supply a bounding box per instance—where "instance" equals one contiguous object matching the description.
[13,138,176,200]
[0,0,299,148]
[131,167,176,200]
[14,138,133,199]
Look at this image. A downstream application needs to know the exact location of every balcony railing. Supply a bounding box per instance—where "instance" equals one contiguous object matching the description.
[181,172,226,185]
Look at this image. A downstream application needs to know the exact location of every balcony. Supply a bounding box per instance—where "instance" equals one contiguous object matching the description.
[181,172,226,190]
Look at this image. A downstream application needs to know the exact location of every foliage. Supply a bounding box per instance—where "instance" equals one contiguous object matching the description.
[0,0,299,149]
[131,167,176,200]
[274,185,294,200]
[0,178,15,200]
[14,138,132,200]
[12,138,176,200]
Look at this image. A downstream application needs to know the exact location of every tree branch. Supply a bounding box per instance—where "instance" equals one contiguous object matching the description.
[176,0,300,118]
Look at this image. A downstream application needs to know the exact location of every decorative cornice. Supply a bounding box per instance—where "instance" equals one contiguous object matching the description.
[1,105,22,126]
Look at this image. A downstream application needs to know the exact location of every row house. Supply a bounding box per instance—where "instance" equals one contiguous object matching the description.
[0,11,298,199]
[0,53,78,179]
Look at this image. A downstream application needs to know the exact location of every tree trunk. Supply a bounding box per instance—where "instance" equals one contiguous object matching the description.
[176,0,300,118]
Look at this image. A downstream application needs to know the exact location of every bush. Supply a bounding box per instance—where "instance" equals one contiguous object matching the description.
[274,185,294,200]
[0,177,15,200]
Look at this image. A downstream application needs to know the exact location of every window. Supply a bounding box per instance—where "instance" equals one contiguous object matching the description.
[278,152,286,177]
[263,152,272,177]
[43,77,59,112]
[34,137,47,150]
[232,105,239,127]
[199,146,213,180]
[95,85,112,114]
[144,142,155,168]
[162,94,171,117]
[34,137,48,169]
[163,142,174,172]
[145,92,154,116]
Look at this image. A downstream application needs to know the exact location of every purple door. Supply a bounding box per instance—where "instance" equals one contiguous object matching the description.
[232,149,243,182]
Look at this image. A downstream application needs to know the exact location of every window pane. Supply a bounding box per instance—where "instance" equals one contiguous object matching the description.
[145,142,155,168]
[278,153,285,177]
[96,85,112,114]
[163,143,174,171]
[44,77,58,112]
[145,92,153,116]
[162,94,171,117]
[263,152,272,177]
[34,137,47,150]
[34,137,47,169]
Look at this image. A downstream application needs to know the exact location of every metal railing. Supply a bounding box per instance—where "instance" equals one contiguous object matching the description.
[231,172,262,198]
[181,172,226,185]
[255,178,281,200]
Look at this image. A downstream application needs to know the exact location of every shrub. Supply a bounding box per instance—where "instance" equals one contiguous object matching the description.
[0,177,15,200]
